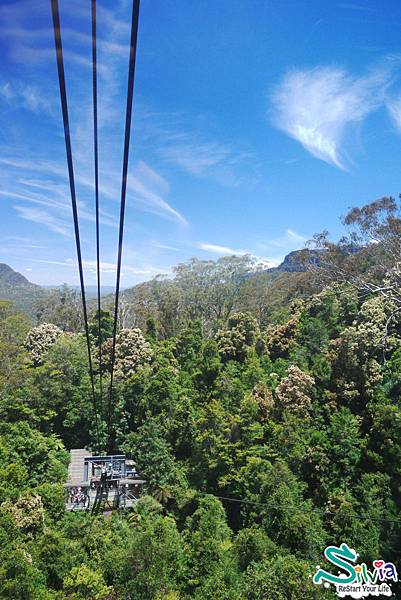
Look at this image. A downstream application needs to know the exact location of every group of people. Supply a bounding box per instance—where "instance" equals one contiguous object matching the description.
[68,486,89,508]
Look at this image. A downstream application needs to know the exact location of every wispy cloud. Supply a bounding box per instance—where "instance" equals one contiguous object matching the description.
[27,257,165,279]
[4,235,47,249]
[0,82,14,101]
[0,186,116,231]
[0,156,186,228]
[386,94,401,132]
[257,228,307,250]
[271,65,391,169]
[159,140,243,187]
[198,242,283,269]
[252,228,308,268]
[0,235,48,257]
[129,161,188,225]
[198,229,307,263]
[0,79,52,114]
[0,0,187,234]
[136,109,254,188]
[198,242,248,255]
[0,0,188,286]
[0,0,115,74]
[79,159,188,225]
[273,228,307,246]
[151,242,180,251]
[13,205,71,237]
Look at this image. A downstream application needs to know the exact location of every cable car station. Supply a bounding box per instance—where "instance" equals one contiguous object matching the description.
[65,449,146,514]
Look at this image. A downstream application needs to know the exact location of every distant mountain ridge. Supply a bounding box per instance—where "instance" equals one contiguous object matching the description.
[0,263,33,286]
[0,250,316,320]
[266,249,321,274]
[0,263,48,320]
[117,248,316,301]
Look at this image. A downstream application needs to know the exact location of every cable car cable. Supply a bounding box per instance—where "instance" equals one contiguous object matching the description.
[196,491,401,525]
[107,0,140,452]
[50,0,100,451]
[91,0,104,425]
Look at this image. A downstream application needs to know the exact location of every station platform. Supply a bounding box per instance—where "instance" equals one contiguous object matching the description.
[65,449,145,512]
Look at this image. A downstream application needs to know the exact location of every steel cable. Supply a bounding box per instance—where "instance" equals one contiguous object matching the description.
[107,0,141,452]
[51,0,100,451]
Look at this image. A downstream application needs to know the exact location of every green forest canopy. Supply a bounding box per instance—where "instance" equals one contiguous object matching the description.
[1,198,401,598]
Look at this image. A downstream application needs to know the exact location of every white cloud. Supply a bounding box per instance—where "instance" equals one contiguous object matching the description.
[252,228,308,268]
[387,95,401,132]
[198,243,248,255]
[136,108,253,188]
[129,161,188,226]
[0,156,186,227]
[197,232,308,266]
[0,186,116,230]
[151,242,180,251]
[198,243,280,269]
[0,0,188,287]
[271,66,390,169]
[161,141,229,175]
[286,229,307,243]
[263,257,283,268]
[0,156,65,177]
[80,259,159,275]
[0,80,51,113]
[135,161,170,195]
[28,257,165,279]
[263,228,307,249]
[0,0,187,228]
[5,235,46,248]
[159,138,248,188]
[13,206,71,237]
[0,82,14,101]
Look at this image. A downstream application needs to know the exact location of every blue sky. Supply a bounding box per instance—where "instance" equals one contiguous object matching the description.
[1,0,401,286]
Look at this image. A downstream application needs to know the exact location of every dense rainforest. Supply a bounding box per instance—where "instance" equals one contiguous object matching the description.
[2,198,401,599]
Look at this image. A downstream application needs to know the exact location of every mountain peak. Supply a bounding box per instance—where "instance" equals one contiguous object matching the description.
[266,249,322,274]
[0,263,47,319]
[0,263,33,286]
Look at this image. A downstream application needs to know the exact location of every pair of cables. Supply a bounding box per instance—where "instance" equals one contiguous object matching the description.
[50,0,140,452]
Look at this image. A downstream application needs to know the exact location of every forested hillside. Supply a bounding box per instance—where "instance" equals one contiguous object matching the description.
[0,264,49,320]
[1,198,401,599]
[0,250,311,327]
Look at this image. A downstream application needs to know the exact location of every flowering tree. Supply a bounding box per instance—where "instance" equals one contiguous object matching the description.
[103,328,153,379]
[265,317,299,359]
[311,196,401,347]
[275,365,315,418]
[215,312,260,362]
[25,323,63,365]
